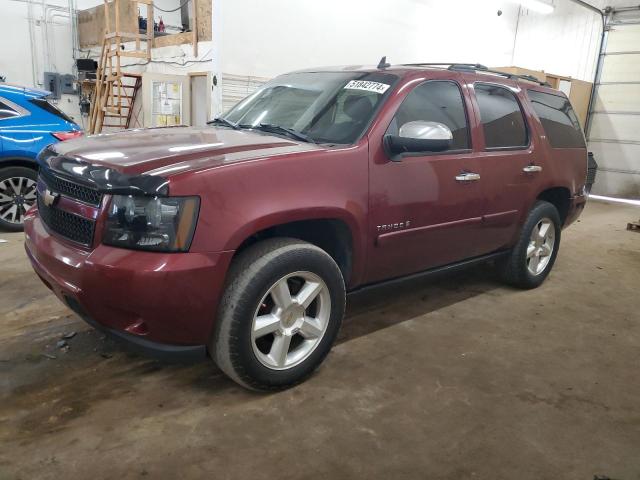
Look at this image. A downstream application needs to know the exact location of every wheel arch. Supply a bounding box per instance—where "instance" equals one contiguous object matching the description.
[228,212,361,288]
[0,156,39,171]
[536,186,571,225]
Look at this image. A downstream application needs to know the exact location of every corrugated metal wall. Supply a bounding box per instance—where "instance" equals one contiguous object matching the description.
[512,0,602,81]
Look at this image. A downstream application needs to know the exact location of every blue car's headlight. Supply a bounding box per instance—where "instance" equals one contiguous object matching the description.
[103,195,199,252]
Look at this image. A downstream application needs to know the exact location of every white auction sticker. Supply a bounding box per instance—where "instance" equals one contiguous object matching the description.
[343,80,390,94]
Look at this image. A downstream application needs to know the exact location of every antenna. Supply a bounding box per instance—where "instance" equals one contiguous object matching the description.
[377,56,391,69]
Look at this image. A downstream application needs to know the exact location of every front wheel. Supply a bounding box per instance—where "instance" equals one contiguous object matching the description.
[211,238,346,391]
[498,200,562,289]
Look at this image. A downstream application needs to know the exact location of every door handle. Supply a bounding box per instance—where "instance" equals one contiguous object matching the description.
[523,165,543,173]
[455,172,481,182]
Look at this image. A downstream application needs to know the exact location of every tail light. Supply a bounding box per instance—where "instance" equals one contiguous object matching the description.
[51,131,83,141]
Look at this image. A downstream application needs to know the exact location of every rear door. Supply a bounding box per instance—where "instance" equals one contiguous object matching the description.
[366,79,487,283]
[0,96,35,157]
[466,81,544,253]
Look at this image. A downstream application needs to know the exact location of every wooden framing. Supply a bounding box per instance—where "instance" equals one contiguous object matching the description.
[78,0,211,49]
[88,0,151,134]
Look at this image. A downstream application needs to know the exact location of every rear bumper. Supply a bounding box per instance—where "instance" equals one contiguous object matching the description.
[24,212,234,355]
[564,192,587,228]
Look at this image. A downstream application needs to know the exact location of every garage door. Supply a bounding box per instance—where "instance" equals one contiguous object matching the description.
[221,73,269,114]
[588,12,640,198]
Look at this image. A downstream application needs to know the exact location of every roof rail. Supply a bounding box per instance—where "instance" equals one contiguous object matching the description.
[402,63,489,70]
[400,62,551,87]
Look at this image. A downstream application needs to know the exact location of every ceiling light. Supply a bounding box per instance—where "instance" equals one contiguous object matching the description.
[518,0,555,14]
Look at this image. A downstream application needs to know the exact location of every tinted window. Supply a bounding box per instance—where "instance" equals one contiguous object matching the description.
[0,100,19,119]
[527,90,585,148]
[387,81,469,150]
[29,98,74,123]
[475,84,528,149]
[224,72,397,144]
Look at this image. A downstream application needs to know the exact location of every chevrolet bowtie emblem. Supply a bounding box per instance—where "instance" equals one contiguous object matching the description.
[42,188,60,208]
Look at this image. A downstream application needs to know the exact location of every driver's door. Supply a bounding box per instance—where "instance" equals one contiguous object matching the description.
[366,80,486,283]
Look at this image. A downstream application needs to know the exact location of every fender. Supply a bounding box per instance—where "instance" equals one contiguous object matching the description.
[222,206,368,288]
[0,156,38,168]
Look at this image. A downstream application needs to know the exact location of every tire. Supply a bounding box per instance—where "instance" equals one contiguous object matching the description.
[211,238,346,391]
[498,200,562,289]
[0,166,38,232]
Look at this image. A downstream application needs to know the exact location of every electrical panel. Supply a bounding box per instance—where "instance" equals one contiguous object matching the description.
[43,72,60,99]
[60,74,76,95]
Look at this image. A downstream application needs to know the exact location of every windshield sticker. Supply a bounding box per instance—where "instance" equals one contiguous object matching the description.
[343,80,390,94]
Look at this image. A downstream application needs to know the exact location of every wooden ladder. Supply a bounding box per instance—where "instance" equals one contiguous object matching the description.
[88,0,153,134]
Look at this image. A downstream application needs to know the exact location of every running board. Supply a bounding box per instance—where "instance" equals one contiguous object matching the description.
[348,250,509,296]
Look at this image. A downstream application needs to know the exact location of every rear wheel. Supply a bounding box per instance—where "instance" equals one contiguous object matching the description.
[498,200,561,289]
[0,166,38,231]
[212,238,346,391]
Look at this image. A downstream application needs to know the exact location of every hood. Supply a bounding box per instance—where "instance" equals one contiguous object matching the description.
[49,126,323,176]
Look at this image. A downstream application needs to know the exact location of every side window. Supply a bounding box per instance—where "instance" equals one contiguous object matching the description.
[0,100,20,120]
[475,84,528,149]
[388,81,470,150]
[527,90,586,148]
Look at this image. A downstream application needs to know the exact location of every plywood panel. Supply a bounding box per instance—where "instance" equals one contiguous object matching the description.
[492,66,547,82]
[78,1,138,48]
[153,31,192,47]
[197,0,211,42]
[568,79,592,129]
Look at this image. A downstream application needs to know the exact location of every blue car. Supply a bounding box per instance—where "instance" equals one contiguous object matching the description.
[0,83,81,230]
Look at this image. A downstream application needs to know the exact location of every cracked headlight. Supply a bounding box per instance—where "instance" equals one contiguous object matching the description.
[103,195,200,252]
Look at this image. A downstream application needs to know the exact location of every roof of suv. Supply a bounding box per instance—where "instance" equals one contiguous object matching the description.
[293,63,559,93]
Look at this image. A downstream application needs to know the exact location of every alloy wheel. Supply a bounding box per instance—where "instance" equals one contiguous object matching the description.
[527,218,555,276]
[251,271,331,370]
[0,176,37,225]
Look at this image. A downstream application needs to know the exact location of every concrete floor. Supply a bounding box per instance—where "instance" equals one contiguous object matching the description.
[1,200,639,480]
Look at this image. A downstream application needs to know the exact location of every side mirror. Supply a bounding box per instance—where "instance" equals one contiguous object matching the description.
[384,121,453,161]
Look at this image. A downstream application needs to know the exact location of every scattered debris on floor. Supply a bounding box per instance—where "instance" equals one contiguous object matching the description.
[62,331,77,340]
[627,218,640,232]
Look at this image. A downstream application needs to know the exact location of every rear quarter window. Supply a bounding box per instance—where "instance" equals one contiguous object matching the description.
[0,99,22,119]
[527,90,585,148]
[29,98,74,123]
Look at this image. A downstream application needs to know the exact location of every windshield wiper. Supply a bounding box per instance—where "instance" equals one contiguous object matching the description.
[207,117,240,129]
[252,123,315,143]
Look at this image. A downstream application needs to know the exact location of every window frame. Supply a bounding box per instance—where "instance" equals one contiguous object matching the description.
[473,82,531,152]
[525,88,586,149]
[0,96,30,121]
[385,79,473,158]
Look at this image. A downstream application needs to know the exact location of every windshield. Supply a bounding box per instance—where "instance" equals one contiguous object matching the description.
[221,71,398,144]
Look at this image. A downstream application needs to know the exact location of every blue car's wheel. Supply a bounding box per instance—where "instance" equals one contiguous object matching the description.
[0,166,38,231]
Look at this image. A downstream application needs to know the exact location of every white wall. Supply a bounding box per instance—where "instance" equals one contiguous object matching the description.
[512,0,603,81]
[0,0,76,87]
[218,0,522,78]
[0,0,81,121]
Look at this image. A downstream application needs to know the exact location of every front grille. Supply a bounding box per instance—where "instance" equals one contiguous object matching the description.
[39,169,102,206]
[37,195,95,246]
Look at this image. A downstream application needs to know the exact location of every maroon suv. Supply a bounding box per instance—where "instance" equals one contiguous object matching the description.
[24,63,588,390]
